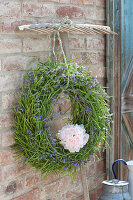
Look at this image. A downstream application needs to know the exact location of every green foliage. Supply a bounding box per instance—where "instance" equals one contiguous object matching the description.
[12,60,112,178]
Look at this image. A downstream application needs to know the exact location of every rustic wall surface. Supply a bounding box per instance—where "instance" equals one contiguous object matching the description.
[0,0,106,199]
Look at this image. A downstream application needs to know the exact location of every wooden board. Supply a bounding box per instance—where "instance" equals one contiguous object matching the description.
[120,0,133,170]
[107,0,133,180]
[18,23,116,35]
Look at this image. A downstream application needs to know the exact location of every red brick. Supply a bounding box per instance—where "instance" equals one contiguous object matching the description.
[2,20,37,34]
[79,197,84,200]
[75,170,82,183]
[48,194,59,200]
[2,91,17,110]
[85,0,95,4]
[85,7,95,19]
[53,103,60,113]
[101,150,106,159]
[0,39,22,54]
[25,173,41,188]
[71,0,94,4]
[50,117,70,134]
[3,162,33,182]
[71,52,104,65]
[40,174,59,198]
[44,175,73,196]
[92,52,105,64]
[46,193,66,200]
[86,36,105,50]
[2,55,43,71]
[23,37,49,53]
[3,162,22,181]
[56,6,84,19]
[69,38,84,49]
[90,190,96,200]
[97,51,105,63]
[2,130,15,147]
[0,178,24,199]
[96,0,105,7]
[0,72,23,92]
[95,149,106,160]
[96,159,106,174]
[0,2,21,19]
[88,163,95,177]
[88,177,95,190]
[90,66,105,78]
[0,59,1,71]
[2,56,24,72]
[0,169,2,183]
[96,187,103,199]
[22,3,55,17]
[0,132,1,146]
[0,22,3,31]
[71,52,90,65]
[96,8,105,21]
[98,79,105,87]
[0,113,12,129]
[94,174,106,188]
[71,0,86,4]
[42,173,57,185]
[59,101,71,113]
[40,189,66,200]
[59,193,66,200]
[0,149,15,165]
[22,163,34,174]
[26,54,49,69]
[66,184,83,199]
[39,0,59,2]
[12,188,39,200]
[75,196,84,200]
[59,0,70,3]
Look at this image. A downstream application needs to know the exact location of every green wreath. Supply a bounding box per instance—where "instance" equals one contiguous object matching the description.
[12,60,111,178]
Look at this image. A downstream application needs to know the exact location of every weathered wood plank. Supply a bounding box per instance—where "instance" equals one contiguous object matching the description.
[122,96,133,113]
[106,0,115,180]
[123,114,133,141]
[124,74,133,96]
[114,0,122,179]
[122,58,133,95]
[18,23,116,35]
[121,0,133,179]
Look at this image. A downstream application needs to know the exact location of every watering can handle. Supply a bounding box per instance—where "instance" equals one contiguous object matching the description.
[112,159,127,179]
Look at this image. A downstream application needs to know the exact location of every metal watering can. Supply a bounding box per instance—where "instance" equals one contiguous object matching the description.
[126,160,133,199]
[99,159,132,200]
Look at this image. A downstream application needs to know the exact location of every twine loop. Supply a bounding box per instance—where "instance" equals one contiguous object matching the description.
[48,17,72,88]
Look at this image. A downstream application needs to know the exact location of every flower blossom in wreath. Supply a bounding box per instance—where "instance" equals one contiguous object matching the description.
[57,124,89,153]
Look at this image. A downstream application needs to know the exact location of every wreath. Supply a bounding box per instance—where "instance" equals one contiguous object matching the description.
[12,60,111,178]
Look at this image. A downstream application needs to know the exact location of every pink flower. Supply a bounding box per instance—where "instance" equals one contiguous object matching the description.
[57,124,89,153]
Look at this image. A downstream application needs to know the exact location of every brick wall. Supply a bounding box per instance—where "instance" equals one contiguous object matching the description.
[0,0,106,199]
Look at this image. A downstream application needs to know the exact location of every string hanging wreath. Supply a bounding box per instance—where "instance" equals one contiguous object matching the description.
[12,60,111,178]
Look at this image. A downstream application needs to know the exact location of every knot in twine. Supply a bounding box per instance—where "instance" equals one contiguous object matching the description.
[60,16,73,27]
[54,16,73,30]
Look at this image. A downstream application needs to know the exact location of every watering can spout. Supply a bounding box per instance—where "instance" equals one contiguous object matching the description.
[112,159,127,179]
